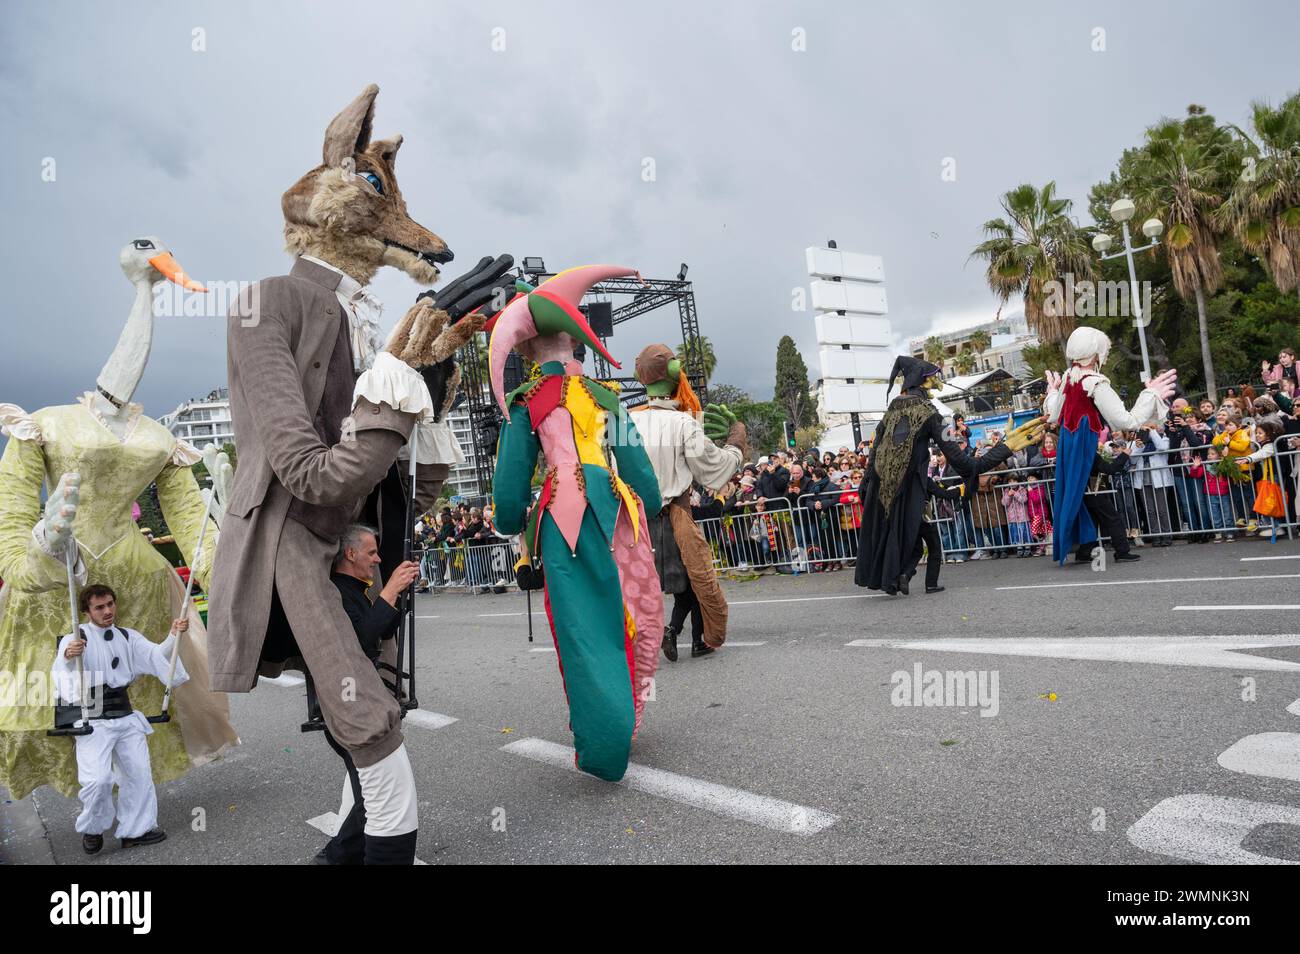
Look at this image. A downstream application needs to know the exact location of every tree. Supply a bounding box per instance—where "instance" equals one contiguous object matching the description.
[1128,108,1239,399]
[970,182,1096,346]
[706,383,751,406]
[677,336,717,384]
[774,336,815,427]
[1218,91,1300,295]
[731,400,786,455]
[923,335,947,369]
[953,346,977,375]
[967,329,992,371]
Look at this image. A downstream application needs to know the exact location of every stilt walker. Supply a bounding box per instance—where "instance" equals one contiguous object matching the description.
[488,265,663,782]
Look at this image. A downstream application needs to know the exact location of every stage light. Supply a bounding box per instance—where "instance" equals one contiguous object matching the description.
[677,263,689,281]
[522,256,546,275]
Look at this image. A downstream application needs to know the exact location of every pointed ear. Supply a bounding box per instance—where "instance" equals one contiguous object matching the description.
[370,135,403,169]
[323,84,379,167]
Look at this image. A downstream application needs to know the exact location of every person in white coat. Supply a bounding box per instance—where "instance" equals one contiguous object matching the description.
[1131,423,1174,545]
[51,583,189,855]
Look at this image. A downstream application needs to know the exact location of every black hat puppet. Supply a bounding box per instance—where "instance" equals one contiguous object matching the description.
[885,355,943,398]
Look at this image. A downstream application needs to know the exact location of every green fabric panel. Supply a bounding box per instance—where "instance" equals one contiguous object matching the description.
[609,414,663,513]
[492,402,539,535]
[581,463,621,545]
[541,507,634,781]
[583,378,622,416]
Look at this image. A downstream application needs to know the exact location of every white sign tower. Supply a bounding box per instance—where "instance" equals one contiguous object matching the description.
[805,243,896,443]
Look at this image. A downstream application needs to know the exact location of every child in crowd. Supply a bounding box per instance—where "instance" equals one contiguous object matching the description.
[1212,409,1258,533]
[1201,446,1233,540]
[1000,478,1032,557]
[1025,474,1052,556]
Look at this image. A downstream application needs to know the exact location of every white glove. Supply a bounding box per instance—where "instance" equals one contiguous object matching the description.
[1145,368,1178,403]
[35,472,80,559]
[201,444,234,528]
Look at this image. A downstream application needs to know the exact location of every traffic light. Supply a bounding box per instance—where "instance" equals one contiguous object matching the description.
[783,420,796,449]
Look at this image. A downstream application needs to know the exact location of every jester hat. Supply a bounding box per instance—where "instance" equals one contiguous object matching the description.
[486,264,639,411]
[885,354,943,398]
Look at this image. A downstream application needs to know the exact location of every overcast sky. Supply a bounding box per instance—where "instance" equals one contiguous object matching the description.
[2,0,1297,427]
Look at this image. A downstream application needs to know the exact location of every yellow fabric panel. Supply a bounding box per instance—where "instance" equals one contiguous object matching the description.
[563,378,608,468]
[612,475,640,543]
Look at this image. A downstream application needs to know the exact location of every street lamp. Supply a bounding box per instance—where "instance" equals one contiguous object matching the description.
[1094,197,1163,380]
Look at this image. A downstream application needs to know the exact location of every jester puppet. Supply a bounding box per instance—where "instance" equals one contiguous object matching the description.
[488,266,663,782]
[854,355,1044,595]
[632,344,746,660]
[1043,326,1177,565]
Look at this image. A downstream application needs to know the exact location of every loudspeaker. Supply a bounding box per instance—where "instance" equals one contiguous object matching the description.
[586,301,613,338]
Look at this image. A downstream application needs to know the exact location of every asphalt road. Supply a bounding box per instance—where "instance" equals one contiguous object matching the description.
[8,535,1300,865]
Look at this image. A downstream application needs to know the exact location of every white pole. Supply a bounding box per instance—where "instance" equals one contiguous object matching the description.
[65,544,90,726]
[1120,219,1153,382]
[157,488,217,715]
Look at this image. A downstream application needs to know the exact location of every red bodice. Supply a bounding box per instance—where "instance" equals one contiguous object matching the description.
[1060,376,1101,433]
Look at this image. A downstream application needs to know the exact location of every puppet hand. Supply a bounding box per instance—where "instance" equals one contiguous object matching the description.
[702,404,738,441]
[1003,417,1046,452]
[1146,368,1178,403]
[201,444,234,528]
[38,472,80,557]
[417,254,517,322]
[1043,369,1063,402]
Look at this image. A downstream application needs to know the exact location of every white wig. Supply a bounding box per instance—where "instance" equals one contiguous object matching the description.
[1065,326,1111,366]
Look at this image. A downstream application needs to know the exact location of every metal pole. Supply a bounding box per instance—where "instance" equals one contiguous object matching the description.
[1120,219,1152,382]
[152,487,217,722]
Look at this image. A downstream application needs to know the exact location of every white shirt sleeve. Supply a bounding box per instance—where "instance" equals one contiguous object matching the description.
[1085,376,1167,433]
[127,629,190,688]
[681,416,744,494]
[50,632,82,703]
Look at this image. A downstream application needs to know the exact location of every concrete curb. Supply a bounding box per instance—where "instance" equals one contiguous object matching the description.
[0,788,56,865]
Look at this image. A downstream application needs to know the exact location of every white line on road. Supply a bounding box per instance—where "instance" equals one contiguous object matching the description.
[404,709,459,730]
[1288,699,1300,717]
[1217,733,1300,783]
[997,573,1300,591]
[724,641,767,646]
[1174,605,1300,611]
[844,635,1300,671]
[306,813,427,864]
[1240,555,1300,562]
[501,737,838,836]
[415,615,441,619]
[1127,795,1300,865]
[729,594,886,607]
[262,674,305,688]
[529,647,555,653]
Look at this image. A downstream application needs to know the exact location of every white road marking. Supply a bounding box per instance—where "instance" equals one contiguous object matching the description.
[529,647,555,653]
[1217,732,1300,783]
[843,635,1300,671]
[1127,794,1300,865]
[724,641,767,646]
[415,615,441,619]
[262,674,305,688]
[1241,555,1300,562]
[306,813,427,864]
[1288,699,1300,717]
[729,593,886,607]
[997,573,1300,591]
[478,611,545,617]
[404,709,458,730]
[1175,604,1300,611]
[501,737,837,836]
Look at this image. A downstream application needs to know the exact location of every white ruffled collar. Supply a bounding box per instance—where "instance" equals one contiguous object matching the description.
[79,391,144,443]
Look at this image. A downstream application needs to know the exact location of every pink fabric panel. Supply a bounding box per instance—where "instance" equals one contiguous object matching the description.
[611,502,662,736]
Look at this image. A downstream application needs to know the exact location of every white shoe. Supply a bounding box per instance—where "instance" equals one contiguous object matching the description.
[970,550,987,560]
[1133,536,1145,547]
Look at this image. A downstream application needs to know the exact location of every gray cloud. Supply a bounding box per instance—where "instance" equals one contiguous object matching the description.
[2,0,1297,437]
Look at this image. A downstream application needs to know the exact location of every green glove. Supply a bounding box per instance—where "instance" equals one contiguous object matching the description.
[702,403,738,442]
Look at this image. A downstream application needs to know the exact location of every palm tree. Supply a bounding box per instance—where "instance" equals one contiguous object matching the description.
[967,329,992,370]
[970,182,1096,346]
[1217,92,1300,295]
[923,335,947,370]
[953,347,977,375]
[1129,113,1238,399]
[677,336,717,384]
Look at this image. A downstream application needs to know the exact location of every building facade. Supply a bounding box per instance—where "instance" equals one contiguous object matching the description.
[160,387,235,449]
[908,314,1037,379]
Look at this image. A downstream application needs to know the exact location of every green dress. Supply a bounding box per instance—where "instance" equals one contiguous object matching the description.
[0,395,237,799]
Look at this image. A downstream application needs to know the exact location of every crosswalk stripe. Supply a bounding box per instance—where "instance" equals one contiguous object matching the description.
[500,737,837,836]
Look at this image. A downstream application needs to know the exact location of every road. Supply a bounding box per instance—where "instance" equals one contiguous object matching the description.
[7,537,1300,864]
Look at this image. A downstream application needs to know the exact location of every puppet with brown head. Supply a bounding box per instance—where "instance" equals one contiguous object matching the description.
[282,83,453,287]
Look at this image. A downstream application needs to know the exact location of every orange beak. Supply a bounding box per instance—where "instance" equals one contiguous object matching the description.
[148,252,206,292]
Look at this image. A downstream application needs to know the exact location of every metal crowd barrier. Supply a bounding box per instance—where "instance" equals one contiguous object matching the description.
[415,539,519,591]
